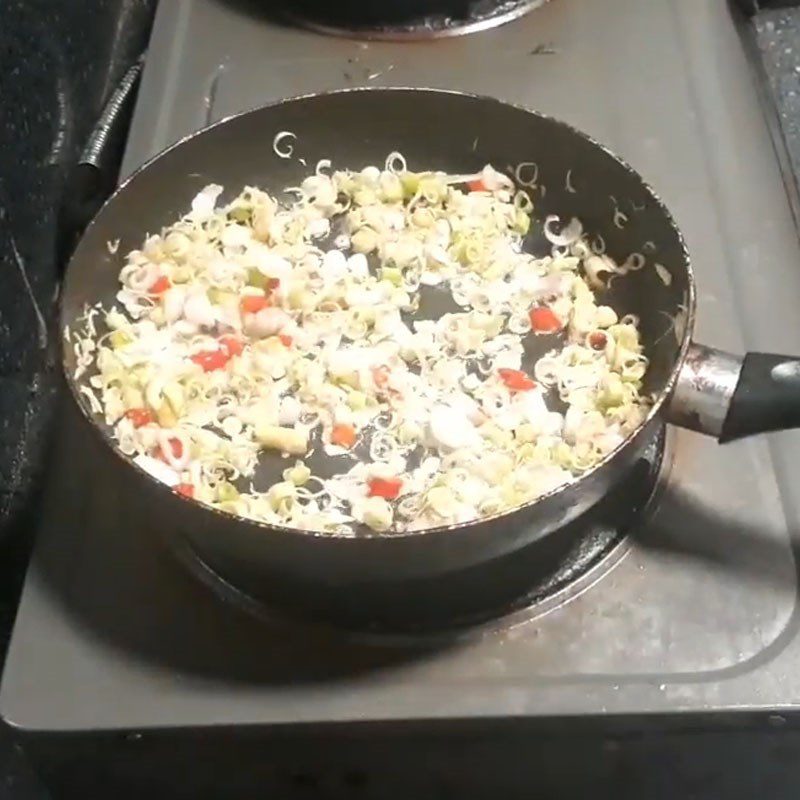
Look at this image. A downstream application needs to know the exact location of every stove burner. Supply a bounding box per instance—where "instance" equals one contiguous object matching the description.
[286,0,548,40]
[176,426,668,635]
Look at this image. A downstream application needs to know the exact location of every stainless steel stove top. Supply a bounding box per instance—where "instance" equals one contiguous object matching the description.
[5,0,800,736]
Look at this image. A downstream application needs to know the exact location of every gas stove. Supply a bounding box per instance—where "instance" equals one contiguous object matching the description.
[6,0,800,796]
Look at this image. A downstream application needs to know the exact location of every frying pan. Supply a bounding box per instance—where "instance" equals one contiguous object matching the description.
[61,88,800,626]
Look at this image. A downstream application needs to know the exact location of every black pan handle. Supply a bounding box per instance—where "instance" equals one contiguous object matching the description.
[719,353,800,442]
[667,343,800,442]
[731,0,799,16]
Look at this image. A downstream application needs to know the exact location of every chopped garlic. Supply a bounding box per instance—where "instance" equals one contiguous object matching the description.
[360,497,393,532]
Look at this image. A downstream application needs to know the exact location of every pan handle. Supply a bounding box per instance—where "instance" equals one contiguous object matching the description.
[667,343,800,442]
[719,353,800,442]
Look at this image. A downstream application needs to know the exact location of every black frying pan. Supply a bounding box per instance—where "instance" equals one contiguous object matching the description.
[61,89,800,626]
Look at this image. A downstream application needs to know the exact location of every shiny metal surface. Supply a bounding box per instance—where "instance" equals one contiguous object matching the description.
[771,359,800,381]
[6,0,800,733]
[79,58,143,168]
[286,0,547,41]
[668,343,743,437]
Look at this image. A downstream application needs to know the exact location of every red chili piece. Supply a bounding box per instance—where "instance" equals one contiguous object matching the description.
[367,477,403,500]
[498,368,537,392]
[219,335,244,357]
[148,276,171,295]
[124,407,154,428]
[240,295,271,314]
[190,349,230,372]
[167,437,183,460]
[529,307,562,333]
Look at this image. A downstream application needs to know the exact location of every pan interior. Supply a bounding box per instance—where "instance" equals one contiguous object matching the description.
[62,89,690,536]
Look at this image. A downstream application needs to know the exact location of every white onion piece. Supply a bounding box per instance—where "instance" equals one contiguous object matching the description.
[543,215,583,247]
[127,263,159,292]
[385,151,407,173]
[208,257,241,284]
[172,319,198,337]
[184,291,216,328]
[515,390,550,429]
[320,249,348,280]
[584,254,616,289]
[221,416,243,438]
[480,164,514,191]
[134,454,180,487]
[307,218,330,238]
[190,184,223,221]
[654,262,672,286]
[346,253,369,280]
[249,307,290,338]
[360,165,381,184]
[158,430,191,470]
[253,251,292,281]
[278,396,301,426]
[272,131,296,159]
[162,287,186,324]
[428,405,480,450]
[622,252,646,273]
[221,225,251,248]
[514,161,539,187]
[145,377,164,412]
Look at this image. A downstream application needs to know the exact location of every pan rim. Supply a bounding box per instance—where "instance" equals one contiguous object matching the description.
[61,85,697,542]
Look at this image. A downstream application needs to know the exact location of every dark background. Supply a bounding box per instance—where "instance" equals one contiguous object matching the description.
[0,0,156,594]
[0,2,156,795]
